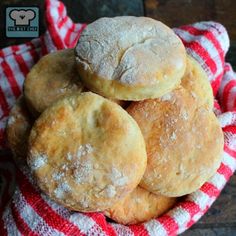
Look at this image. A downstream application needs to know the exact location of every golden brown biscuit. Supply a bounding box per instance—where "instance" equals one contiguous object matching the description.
[127,87,223,197]
[6,96,33,164]
[28,92,147,212]
[104,186,177,225]
[75,16,186,100]
[181,56,214,109]
[24,49,84,116]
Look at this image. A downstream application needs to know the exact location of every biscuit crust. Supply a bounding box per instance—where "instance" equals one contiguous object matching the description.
[28,92,147,211]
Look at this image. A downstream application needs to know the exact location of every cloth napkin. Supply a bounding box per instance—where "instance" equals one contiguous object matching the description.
[0,0,236,235]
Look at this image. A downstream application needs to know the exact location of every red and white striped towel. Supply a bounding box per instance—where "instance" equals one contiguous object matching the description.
[0,0,236,235]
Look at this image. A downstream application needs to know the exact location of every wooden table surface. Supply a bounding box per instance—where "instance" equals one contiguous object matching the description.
[0,1,236,235]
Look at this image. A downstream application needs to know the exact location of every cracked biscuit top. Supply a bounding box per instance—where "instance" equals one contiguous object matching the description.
[75,16,186,100]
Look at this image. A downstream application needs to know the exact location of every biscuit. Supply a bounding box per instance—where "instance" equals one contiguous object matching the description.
[28,92,147,211]
[6,96,33,164]
[127,87,224,197]
[104,186,176,225]
[24,49,84,116]
[75,16,186,100]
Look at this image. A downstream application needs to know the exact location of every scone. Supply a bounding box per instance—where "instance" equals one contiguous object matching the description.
[127,87,224,197]
[104,186,176,225]
[75,16,186,100]
[27,92,147,212]
[24,49,84,116]
[6,96,33,164]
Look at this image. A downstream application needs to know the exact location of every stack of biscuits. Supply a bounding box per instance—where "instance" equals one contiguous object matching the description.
[6,16,224,225]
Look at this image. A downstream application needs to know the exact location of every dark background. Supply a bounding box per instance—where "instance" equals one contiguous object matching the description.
[0,0,236,70]
[0,1,236,235]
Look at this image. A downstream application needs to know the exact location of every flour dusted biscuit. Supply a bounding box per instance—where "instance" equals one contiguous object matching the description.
[181,56,214,109]
[104,186,176,225]
[6,96,33,164]
[24,49,84,116]
[127,88,224,197]
[28,92,147,211]
[75,16,186,100]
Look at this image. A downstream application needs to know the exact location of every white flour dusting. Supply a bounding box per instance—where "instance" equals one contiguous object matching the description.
[61,164,69,171]
[196,144,201,149]
[74,161,93,184]
[30,154,47,170]
[135,197,142,204]
[179,163,184,173]
[52,171,65,181]
[80,196,89,208]
[67,153,73,161]
[115,176,129,186]
[160,93,172,102]
[105,185,116,198]
[77,144,93,159]
[119,72,135,85]
[54,182,71,199]
[73,144,94,184]
[60,88,66,93]
[191,91,197,99]
[110,167,128,186]
[181,110,189,120]
[170,132,176,141]
[7,116,16,125]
